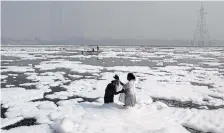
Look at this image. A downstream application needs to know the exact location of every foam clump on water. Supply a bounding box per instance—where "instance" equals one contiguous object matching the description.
[58,117,74,133]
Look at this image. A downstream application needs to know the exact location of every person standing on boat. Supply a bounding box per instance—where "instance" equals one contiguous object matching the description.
[97,46,99,52]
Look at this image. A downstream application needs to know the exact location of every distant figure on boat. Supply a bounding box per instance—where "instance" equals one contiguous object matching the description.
[104,75,124,104]
[97,46,99,52]
[92,48,95,52]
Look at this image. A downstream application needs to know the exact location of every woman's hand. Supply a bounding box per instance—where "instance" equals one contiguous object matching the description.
[120,89,125,93]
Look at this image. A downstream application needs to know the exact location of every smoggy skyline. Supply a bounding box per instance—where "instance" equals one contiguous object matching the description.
[1,1,224,41]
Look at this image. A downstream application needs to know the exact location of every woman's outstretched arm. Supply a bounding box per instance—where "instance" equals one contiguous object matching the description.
[114,87,124,95]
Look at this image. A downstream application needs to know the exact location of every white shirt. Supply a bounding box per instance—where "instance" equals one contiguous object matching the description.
[123,80,136,95]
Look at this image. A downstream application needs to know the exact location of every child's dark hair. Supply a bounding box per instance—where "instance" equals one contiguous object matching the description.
[127,73,136,81]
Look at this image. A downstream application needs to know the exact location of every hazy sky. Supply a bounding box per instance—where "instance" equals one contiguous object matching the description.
[1,1,224,40]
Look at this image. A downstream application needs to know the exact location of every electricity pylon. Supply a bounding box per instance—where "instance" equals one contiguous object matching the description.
[192,2,211,47]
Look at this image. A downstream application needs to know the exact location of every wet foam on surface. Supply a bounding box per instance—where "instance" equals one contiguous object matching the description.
[1,46,224,133]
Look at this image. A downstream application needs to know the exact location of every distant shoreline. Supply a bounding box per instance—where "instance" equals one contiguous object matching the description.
[1,44,224,47]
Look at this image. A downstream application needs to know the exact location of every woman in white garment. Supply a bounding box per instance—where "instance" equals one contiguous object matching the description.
[116,73,136,107]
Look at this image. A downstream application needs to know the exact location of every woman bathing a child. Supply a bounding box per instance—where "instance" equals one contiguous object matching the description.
[104,73,137,107]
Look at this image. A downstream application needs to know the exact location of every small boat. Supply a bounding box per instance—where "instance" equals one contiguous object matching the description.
[81,46,102,55]
[81,50,102,55]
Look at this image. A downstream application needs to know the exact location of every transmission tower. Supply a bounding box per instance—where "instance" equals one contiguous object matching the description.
[192,2,211,47]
